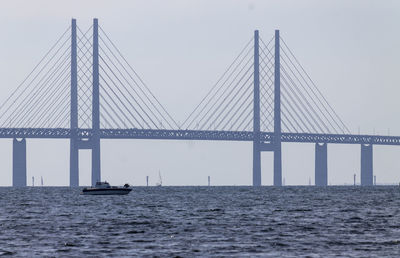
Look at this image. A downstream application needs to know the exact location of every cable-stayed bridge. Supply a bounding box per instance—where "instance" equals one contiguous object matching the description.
[3,19,396,187]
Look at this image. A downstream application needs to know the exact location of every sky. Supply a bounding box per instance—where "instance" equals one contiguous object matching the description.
[0,0,399,186]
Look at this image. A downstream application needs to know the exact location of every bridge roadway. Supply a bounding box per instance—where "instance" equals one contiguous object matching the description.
[0,128,399,146]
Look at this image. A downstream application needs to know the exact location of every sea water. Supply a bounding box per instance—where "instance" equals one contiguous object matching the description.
[1,186,400,257]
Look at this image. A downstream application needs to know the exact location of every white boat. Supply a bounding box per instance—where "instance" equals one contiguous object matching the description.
[81,181,132,195]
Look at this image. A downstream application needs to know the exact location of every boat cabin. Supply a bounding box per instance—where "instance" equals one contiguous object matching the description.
[95,181,111,188]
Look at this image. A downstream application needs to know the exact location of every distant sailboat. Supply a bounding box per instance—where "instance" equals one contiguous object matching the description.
[156,171,162,187]
[41,176,43,186]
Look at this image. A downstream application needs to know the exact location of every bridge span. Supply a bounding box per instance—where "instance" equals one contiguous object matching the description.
[2,19,395,187]
[2,128,400,146]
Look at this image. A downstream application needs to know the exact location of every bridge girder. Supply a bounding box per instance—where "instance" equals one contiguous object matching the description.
[0,128,399,146]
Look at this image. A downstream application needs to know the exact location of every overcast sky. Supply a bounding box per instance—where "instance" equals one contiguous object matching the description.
[0,0,399,186]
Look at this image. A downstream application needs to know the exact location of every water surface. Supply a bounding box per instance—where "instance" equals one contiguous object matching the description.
[1,186,400,257]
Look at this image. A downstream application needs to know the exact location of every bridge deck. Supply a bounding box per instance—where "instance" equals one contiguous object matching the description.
[0,128,399,146]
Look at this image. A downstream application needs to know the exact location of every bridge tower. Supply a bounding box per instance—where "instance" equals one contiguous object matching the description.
[91,18,101,186]
[70,18,79,187]
[273,30,282,186]
[252,30,282,186]
[252,30,261,186]
[69,18,101,187]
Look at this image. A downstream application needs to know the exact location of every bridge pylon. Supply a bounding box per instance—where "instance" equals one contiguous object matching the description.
[252,30,261,186]
[273,30,282,186]
[252,30,282,186]
[69,18,101,187]
[91,18,101,187]
[70,18,79,187]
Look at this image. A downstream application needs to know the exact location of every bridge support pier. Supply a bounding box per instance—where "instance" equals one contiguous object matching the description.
[273,146,282,186]
[91,138,101,186]
[13,138,26,187]
[70,138,79,187]
[361,144,373,186]
[252,142,261,186]
[315,143,327,186]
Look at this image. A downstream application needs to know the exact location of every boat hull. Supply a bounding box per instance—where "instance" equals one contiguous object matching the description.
[81,188,132,195]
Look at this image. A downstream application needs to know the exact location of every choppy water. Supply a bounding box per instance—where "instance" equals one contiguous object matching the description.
[1,186,400,257]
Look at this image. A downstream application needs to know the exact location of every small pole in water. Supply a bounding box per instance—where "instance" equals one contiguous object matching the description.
[353,174,356,186]
[32,176,34,187]
[146,176,149,187]
[41,176,43,186]
[208,176,210,186]
[374,175,376,186]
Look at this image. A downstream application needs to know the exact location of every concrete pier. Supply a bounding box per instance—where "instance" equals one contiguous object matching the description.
[315,143,327,186]
[70,139,79,186]
[13,138,26,187]
[361,144,373,186]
